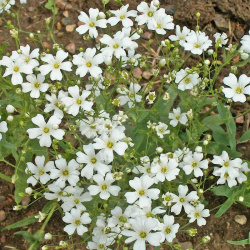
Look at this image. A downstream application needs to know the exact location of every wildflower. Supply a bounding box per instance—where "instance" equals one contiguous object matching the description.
[88,173,121,199]
[187,204,210,226]
[169,25,191,46]
[183,30,212,55]
[39,50,72,81]
[162,192,174,206]
[6,105,15,113]
[175,68,200,91]
[153,14,174,35]
[0,116,8,141]
[61,85,93,116]
[182,152,208,177]
[76,8,107,38]
[122,217,162,250]
[73,48,104,78]
[146,91,156,104]
[158,215,180,242]
[118,82,142,108]
[171,185,199,215]
[222,73,250,102]
[50,158,80,188]
[35,211,47,222]
[63,208,91,235]
[107,206,131,228]
[27,114,65,147]
[88,236,113,250]
[76,144,111,179]
[169,107,188,127]
[214,32,228,47]
[25,156,55,186]
[22,74,49,98]
[44,183,74,201]
[240,30,250,53]
[108,4,137,27]
[125,175,160,207]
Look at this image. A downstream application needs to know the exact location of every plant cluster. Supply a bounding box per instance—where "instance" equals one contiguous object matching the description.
[0,0,250,249]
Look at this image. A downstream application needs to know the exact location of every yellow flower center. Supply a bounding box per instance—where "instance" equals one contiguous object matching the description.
[224,172,229,178]
[54,63,60,69]
[99,244,104,249]
[74,219,81,226]
[147,11,153,17]
[194,43,201,48]
[224,161,229,167]
[175,116,180,120]
[157,23,162,29]
[146,212,152,217]
[89,22,95,27]
[184,77,191,84]
[165,227,171,234]
[76,99,82,105]
[139,190,145,196]
[192,162,198,167]
[101,184,108,190]
[165,195,171,201]
[62,170,69,176]
[39,169,45,175]
[120,15,125,20]
[140,231,147,238]
[34,82,40,89]
[129,93,135,98]
[86,62,92,67]
[91,157,97,164]
[158,128,164,133]
[106,141,114,148]
[179,197,185,203]
[194,211,200,218]
[119,216,127,223]
[161,166,167,173]
[43,127,50,133]
[13,66,19,72]
[113,44,119,49]
[235,87,242,94]
[146,168,151,173]
[74,199,79,204]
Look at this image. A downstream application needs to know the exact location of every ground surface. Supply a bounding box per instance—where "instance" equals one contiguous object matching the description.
[0,0,250,249]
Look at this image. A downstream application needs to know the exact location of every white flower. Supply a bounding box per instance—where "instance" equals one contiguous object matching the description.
[25,156,54,186]
[61,85,93,116]
[162,192,175,206]
[122,217,161,250]
[151,154,179,182]
[108,4,137,27]
[214,32,228,47]
[76,8,107,38]
[146,91,156,104]
[169,107,188,127]
[182,152,208,177]
[153,13,174,35]
[183,30,212,55]
[107,206,132,228]
[187,204,210,226]
[22,74,49,98]
[1,56,32,85]
[155,122,170,138]
[237,161,250,184]
[93,128,128,162]
[175,68,200,91]
[6,105,15,113]
[222,73,250,102]
[78,116,99,139]
[171,185,199,215]
[76,144,111,179]
[0,116,8,141]
[125,175,160,208]
[27,114,65,147]
[240,30,250,53]
[63,208,91,235]
[44,90,68,119]
[158,215,180,242]
[50,158,80,188]
[35,211,47,222]
[118,82,142,108]
[73,48,104,78]
[100,31,132,59]
[169,25,190,46]
[88,236,112,250]
[39,50,72,81]
[44,184,74,201]
[88,173,121,200]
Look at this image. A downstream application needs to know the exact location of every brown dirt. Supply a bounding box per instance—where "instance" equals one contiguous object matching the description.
[0,0,249,250]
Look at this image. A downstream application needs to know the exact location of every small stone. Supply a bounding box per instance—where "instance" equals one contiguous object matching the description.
[165,5,177,15]
[143,31,153,40]
[235,116,244,124]
[0,235,6,243]
[21,196,30,208]
[0,210,6,222]
[56,1,67,10]
[179,241,193,249]
[28,7,35,12]
[214,14,229,31]
[65,3,73,10]
[63,10,69,17]
[0,196,5,203]
[57,22,62,30]
[57,32,64,38]
[66,42,76,54]
[66,24,76,32]
[234,215,247,225]
[42,42,51,49]
[142,71,153,80]
[133,67,142,79]
[62,17,71,26]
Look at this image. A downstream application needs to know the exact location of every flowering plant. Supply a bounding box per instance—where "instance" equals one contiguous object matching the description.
[0,0,250,249]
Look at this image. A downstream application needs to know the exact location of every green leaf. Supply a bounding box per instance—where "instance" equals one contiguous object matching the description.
[45,0,58,14]
[217,102,236,150]
[227,233,250,245]
[212,185,235,197]
[215,198,234,218]
[114,0,123,4]
[2,216,38,231]
[202,114,224,127]
[240,129,250,142]
[211,125,229,145]
[0,172,12,182]
[14,231,35,243]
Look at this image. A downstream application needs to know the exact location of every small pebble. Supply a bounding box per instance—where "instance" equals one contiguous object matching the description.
[133,67,142,79]
[0,210,6,222]
[42,42,51,49]
[142,31,153,40]
[57,22,62,30]
[179,241,193,249]
[142,71,153,80]
[21,196,30,208]
[62,17,71,26]
[57,32,64,38]
[66,42,76,54]
[63,10,69,17]
[66,24,76,32]
[234,215,247,225]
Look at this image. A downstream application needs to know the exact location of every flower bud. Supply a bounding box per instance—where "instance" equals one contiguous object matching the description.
[159,58,166,67]
[6,105,15,113]
[25,187,33,195]
[238,196,244,202]
[7,115,13,121]
[156,147,163,153]
[99,12,106,19]
[195,146,202,153]
[202,236,211,244]
[188,228,197,237]
[203,140,209,145]
[44,233,52,240]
